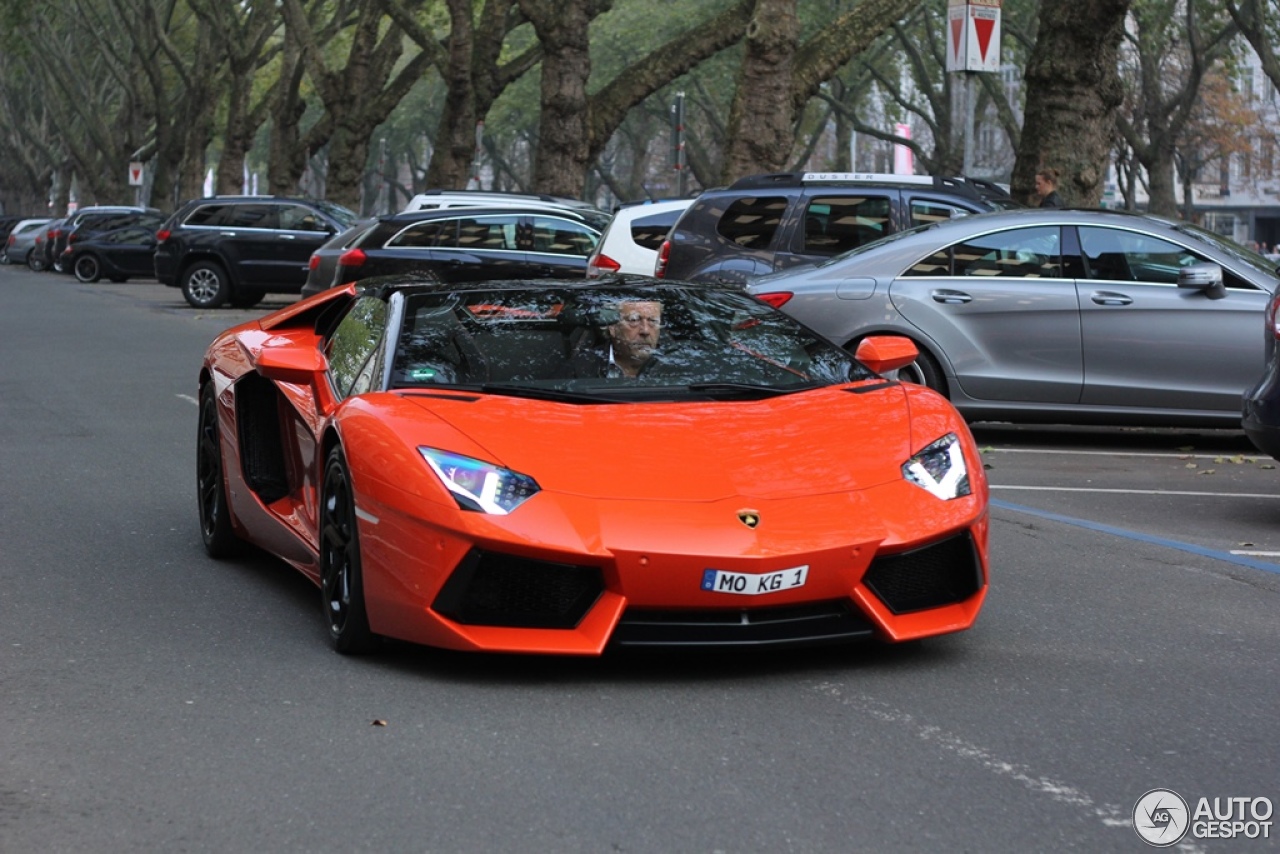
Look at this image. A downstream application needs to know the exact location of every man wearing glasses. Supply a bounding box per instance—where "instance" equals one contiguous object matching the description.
[572,298,663,378]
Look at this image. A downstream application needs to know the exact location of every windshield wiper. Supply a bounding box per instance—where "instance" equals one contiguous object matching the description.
[683,381,815,399]
[476,383,623,404]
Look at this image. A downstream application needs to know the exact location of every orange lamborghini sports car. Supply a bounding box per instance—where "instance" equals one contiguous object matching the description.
[197,276,989,655]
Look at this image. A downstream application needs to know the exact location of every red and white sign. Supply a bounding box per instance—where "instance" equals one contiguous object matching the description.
[947,0,1002,73]
[128,161,144,187]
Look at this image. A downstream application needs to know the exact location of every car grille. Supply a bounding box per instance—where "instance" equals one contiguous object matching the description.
[433,548,603,629]
[611,601,874,649]
[862,533,983,614]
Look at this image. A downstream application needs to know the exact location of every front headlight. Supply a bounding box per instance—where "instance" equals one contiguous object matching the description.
[902,433,971,500]
[419,448,540,514]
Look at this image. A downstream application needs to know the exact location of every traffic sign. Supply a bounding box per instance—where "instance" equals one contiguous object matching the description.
[947,0,1002,73]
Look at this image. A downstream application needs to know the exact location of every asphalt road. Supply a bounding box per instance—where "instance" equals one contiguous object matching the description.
[2,266,1278,853]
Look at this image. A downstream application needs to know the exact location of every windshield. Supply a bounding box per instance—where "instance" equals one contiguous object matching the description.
[314,200,360,229]
[1172,220,1280,281]
[390,285,874,399]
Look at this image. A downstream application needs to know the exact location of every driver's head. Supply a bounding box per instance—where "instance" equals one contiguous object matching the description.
[608,299,662,375]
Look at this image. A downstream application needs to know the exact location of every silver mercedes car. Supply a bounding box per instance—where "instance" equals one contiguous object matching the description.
[748,208,1280,427]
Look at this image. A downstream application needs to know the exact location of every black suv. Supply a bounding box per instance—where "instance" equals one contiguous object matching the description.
[154,196,359,308]
[655,172,1017,284]
[300,206,603,298]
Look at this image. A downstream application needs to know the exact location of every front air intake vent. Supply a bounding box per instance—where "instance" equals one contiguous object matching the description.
[433,549,603,629]
[863,533,983,614]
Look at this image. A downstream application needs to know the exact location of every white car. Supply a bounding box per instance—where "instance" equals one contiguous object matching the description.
[586,198,694,277]
[402,190,608,227]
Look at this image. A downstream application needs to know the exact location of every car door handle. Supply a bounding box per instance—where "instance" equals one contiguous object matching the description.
[1091,291,1133,306]
[278,233,296,240]
[931,289,972,304]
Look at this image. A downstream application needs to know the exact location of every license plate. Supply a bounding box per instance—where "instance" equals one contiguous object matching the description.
[701,565,809,596]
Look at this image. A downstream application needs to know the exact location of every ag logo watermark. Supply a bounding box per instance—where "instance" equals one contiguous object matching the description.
[1134,789,1189,847]
[1134,788,1274,846]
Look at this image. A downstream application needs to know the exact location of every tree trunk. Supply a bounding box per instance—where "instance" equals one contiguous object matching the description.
[517,0,605,198]
[1012,0,1131,206]
[720,0,800,182]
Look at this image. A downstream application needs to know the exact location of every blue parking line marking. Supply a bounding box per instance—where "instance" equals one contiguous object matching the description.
[991,498,1280,575]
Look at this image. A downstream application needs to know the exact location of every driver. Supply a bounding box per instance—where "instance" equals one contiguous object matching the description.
[573,299,662,378]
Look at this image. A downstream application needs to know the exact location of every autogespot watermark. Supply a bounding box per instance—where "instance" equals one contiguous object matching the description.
[1133,788,1274,846]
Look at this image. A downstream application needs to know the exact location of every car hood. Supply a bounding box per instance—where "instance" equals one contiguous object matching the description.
[402,385,916,501]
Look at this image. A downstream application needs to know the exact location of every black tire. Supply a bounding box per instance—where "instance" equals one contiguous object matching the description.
[320,446,377,654]
[27,251,46,272]
[0,250,9,264]
[51,255,65,273]
[895,345,948,396]
[73,253,101,283]
[181,261,231,308]
[230,289,265,308]
[197,383,241,558]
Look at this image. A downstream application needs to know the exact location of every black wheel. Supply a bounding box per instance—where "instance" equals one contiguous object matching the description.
[0,250,9,264]
[197,383,241,558]
[51,255,65,273]
[73,253,101,283]
[320,446,377,654]
[27,251,46,272]
[181,261,230,308]
[230,288,265,308]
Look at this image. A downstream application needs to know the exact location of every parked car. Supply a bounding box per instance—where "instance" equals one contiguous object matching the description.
[1243,287,1280,459]
[0,215,27,243]
[49,206,159,273]
[154,195,359,308]
[403,189,610,228]
[27,217,69,272]
[66,224,159,283]
[300,206,604,297]
[1,218,52,265]
[301,218,379,298]
[586,198,695,278]
[655,171,1017,284]
[198,275,988,654]
[63,209,163,247]
[748,208,1280,428]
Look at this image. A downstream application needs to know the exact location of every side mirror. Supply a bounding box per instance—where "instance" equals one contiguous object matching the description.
[256,338,326,385]
[855,335,919,375]
[1178,262,1226,301]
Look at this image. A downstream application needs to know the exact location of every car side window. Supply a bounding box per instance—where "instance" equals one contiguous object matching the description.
[909,199,972,227]
[716,196,788,249]
[392,220,456,248]
[530,216,598,256]
[222,204,278,230]
[328,297,389,399]
[629,210,682,250]
[450,215,521,251]
[278,204,328,232]
[802,195,892,255]
[945,226,1062,278]
[184,204,230,227]
[1078,226,1204,285]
